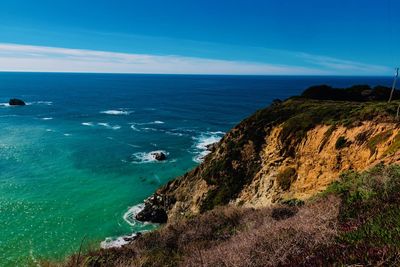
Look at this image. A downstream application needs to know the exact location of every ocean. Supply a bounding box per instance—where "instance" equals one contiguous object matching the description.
[0,73,393,265]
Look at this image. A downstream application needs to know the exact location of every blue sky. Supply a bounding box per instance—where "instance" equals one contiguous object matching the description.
[0,0,399,75]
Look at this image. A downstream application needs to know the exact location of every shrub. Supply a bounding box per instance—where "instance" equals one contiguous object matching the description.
[367,130,393,154]
[276,167,297,191]
[335,136,350,149]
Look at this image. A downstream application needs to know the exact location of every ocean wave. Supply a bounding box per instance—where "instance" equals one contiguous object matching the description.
[100,109,133,115]
[41,117,53,120]
[123,203,145,226]
[100,233,141,249]
[130,150,169,164]
[81,122,94,126]
[0,103,10,107]
[29,101,53,106]
[100,203,156,249]
[192,131,225,163]
[97,122,121,130]
[130,125,140,132]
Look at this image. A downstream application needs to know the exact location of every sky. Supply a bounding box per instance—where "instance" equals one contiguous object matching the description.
[0,0,399,75]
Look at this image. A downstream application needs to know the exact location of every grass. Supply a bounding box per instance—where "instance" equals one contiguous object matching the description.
[312,164,400,265]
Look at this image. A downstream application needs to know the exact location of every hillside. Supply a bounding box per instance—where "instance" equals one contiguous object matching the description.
[51,84,400,266]
[151,85,400,221]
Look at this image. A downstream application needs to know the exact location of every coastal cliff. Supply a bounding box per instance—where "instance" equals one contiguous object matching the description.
[153,92,400,221]
[56,85,400,267]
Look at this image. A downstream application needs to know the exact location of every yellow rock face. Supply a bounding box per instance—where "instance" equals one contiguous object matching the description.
[238,122,400,207]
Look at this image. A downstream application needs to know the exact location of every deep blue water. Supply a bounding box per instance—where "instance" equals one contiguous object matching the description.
[0,73,393,265]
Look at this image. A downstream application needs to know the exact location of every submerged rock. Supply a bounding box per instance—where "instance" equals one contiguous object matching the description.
[9,98,26,106]
[151,151,167,161]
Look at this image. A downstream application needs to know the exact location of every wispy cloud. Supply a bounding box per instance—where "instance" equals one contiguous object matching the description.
[0,43,391,75]
[297,52,391,74]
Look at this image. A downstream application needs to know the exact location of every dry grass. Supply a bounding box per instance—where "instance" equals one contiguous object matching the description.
[55,196,339,267]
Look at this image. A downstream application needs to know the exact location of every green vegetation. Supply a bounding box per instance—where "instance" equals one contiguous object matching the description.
[335,136,350,149]
[367,130,393,154]
[316,164,400,265]
[384,132,400,156]
[276,167,297,191]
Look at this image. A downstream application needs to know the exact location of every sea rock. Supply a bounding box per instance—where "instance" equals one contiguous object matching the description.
[135,204,168,223]
[151,151,167,161]
[9,98,26,106]
[135,194,168,223]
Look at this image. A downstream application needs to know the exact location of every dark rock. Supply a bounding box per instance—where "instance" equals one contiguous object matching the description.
[9,98,26,106]
[135,194,168,223]
[135,204,167,223]
[151,151,167,161]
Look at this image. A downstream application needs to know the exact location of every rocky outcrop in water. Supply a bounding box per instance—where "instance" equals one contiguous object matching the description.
[9,98,26,106]
[151,151,167,161]
[135,194,168,223]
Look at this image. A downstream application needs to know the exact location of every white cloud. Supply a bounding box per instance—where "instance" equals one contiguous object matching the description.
[0,43,390,75]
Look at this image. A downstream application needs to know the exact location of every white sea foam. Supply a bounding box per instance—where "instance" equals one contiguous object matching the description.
[63,133,71,136]
[192,131,225,163]
[0,102,10,107]
[123,203,145,226]
[35,101,53,105]
[101,204,151,249]
[97,122,121,130]
[41,117,53,120]
[100,233,138,249]
[130,125,140,131]
[100,109,132,115]
[26,101,53,106]
[130,150,169,164]
[81,122,94,126]
[165,131,185,137]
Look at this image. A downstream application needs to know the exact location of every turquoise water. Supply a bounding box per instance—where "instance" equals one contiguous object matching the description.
[0,73,392,265]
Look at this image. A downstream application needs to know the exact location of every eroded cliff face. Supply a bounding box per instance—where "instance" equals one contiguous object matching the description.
[155,99,400,221]
[237,122,400,207]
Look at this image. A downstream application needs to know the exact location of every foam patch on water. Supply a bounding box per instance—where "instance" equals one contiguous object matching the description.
[130,150,169,164]
[192,131,224,163]
[81,122,94,126]
[97,122,121,130]
[130,125,140,131]
[100,233,139,249]
[100,109,133,115]
[41,117,53,120]
[100,203,156,249]
[30,101,53,105]
[123,203,145,226]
